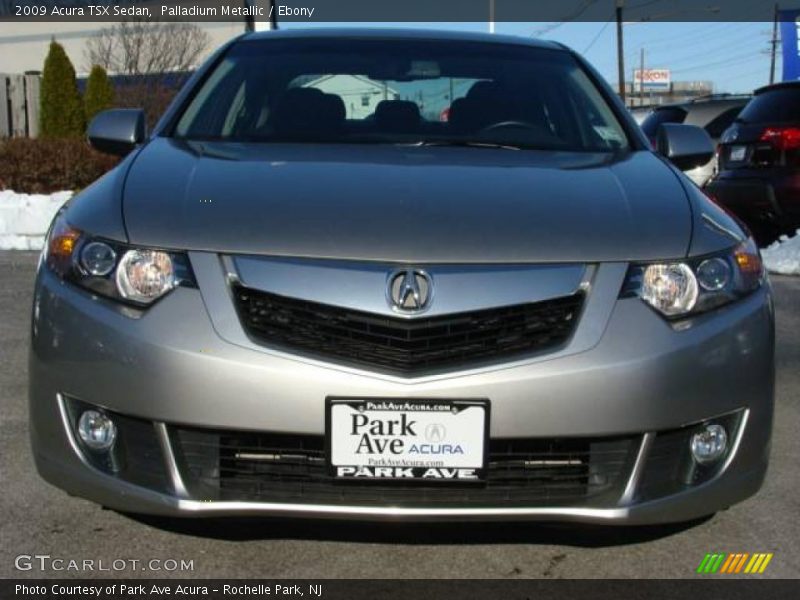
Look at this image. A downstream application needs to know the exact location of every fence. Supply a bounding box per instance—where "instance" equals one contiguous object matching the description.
[0,73,41,139]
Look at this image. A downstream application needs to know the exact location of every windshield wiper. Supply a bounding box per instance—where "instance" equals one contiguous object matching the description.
[405,140,522,151]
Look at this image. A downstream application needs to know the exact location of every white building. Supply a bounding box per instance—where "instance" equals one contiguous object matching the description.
[303,75,399,120]
[0,21,245,76]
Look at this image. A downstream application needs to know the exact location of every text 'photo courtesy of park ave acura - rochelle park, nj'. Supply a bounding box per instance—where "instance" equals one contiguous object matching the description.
[1,0,800,597]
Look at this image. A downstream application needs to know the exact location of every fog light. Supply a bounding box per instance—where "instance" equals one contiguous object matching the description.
[690,424,728,464]
[77,410,117,451]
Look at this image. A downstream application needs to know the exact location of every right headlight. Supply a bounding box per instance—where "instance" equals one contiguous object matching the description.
[43,212,195,307]
[621,237,764,319]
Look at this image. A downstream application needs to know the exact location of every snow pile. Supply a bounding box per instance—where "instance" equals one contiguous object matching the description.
[0,190,72,250]
[762,229,800,276]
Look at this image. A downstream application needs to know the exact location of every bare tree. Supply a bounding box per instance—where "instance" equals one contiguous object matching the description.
[84,20,210,125]
[85,19,210,77]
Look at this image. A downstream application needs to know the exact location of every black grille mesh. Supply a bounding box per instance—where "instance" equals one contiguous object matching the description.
[232,285,584,374]
[173,428,636,508]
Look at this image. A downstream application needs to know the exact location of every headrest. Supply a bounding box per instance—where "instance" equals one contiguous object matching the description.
[374,100,421,130]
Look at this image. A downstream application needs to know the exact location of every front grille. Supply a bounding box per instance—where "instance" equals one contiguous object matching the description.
[173,428,636,508]
[232,285,584,374]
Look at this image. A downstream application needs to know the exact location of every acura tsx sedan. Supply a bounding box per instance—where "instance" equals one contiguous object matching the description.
[30,29,774,524]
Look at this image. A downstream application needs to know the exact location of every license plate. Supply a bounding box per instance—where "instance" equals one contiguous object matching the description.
[729,145,747,161]
[327,398,489,481]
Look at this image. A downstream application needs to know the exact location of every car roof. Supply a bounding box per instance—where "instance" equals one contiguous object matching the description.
[241,27,565,51]
[653,96,750,111]
[646,96,748,123]
[754,81,800,94]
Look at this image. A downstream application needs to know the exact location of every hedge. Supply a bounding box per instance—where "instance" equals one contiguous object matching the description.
[84,65,116,123]
[0,138,119,194]
[39,40,85,138]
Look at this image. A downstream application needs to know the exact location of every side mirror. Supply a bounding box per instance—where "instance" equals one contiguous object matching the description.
[656,123,714,171]
[87,109,146,156]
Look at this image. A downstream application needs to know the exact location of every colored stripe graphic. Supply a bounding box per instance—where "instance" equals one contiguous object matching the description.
[745,554,761,573]
[698,554,727,573]
[697,553,773,574]
[696,554,712,573]
[710,554,726,573]
[735,553,749,573]
[720,554,736,573]
[758,554,774,573]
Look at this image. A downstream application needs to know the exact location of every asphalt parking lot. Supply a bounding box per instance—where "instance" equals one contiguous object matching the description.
[1,250,798,579]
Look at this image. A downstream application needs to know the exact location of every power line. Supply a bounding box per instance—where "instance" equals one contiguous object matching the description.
[626,0,664,9]
[625,22,750,56]
[532,23,565,37]
[718,65,771,92]
[640,35,763,69]
[671,51,763,74]
[533,0,599,38]
[725,66,771,82]
[582,18,612,54]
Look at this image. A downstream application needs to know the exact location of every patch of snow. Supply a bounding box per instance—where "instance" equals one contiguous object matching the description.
[762,229,800,276]
[0,190,73,250]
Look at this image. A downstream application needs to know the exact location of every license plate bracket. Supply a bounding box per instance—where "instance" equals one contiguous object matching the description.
[326,398,490,482]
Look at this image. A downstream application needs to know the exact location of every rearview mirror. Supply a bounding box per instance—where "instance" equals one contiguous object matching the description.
[87,109,146,156]
[656,123,714,171]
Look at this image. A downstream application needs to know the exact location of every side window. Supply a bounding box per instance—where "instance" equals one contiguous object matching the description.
[221,82,247,136]
[704,106,743,139]
[176,59,241,138]
[563,71,625,149]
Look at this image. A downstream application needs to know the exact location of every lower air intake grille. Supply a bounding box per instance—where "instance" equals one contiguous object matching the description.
[173,428,636,508]
[232,285,584,374]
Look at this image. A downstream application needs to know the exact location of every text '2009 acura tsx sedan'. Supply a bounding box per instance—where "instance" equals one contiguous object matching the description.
[30,29,774,524]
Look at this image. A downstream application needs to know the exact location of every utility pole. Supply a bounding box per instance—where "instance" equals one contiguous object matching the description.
[770,2,780,84]
[244,0,254,31]
[489,0,496,34]
[269,0,278,29]
[616,0,626,104]
[639,47,645,106]
[245,0,277,32]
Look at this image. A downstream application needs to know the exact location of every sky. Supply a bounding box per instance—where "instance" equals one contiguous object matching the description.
[278,21,778,95]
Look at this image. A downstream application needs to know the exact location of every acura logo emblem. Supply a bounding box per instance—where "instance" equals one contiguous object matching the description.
[425,423,446,442]
[388,269,433,313]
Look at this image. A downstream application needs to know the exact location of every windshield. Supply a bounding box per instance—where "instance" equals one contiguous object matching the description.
[174,38,629,152]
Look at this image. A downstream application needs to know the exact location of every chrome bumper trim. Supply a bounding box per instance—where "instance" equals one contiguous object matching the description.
[171,498,631,521]
[619,432,654,505]
[155,422,190,499]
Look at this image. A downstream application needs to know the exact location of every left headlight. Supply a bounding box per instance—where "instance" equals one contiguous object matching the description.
[44,212,196,307]
[621,237,764,319]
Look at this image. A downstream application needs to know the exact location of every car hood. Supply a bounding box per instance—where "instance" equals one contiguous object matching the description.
[122,139,691,263]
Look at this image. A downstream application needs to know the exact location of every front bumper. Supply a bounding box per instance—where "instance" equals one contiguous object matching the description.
[29,256,775,523]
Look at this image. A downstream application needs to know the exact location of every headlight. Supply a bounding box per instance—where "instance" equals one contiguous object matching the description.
[621,238,764,319]
[116,249,177,303]
[43,212,195,306]
[640,263,698,317]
